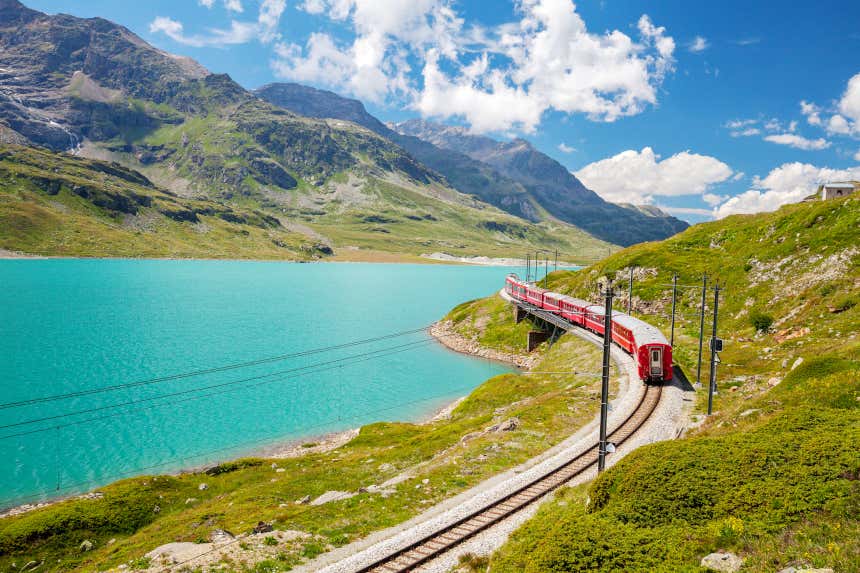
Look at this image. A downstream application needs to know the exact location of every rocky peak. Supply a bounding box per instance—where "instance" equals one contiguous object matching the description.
[0,0,39,25]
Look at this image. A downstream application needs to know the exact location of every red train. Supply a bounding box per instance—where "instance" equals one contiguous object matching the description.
[505,274,672,383]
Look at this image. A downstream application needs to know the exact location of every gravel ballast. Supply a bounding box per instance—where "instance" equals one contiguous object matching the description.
[301,291,694,573]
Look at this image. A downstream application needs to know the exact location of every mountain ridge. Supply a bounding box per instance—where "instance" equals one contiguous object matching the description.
[255,83,688,246]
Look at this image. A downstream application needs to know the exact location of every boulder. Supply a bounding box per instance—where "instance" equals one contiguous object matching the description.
[491,418,520,432]
[252,521,274,534]
[701,552,742,573]
[295,495,311,505]
[209,529,234,544]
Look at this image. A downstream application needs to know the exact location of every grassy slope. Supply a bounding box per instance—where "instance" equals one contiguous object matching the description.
[81,97,612,262]
[487,196,860,572]
[0,303,621,572]
[0,145,322,260]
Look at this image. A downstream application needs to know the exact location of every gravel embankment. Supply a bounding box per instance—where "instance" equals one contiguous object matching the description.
[300,291,693,573]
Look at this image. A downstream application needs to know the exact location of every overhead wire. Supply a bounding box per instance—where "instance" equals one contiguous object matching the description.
[0,326,433,411]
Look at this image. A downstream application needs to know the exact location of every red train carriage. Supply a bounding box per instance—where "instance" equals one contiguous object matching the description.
[503,274,672,383]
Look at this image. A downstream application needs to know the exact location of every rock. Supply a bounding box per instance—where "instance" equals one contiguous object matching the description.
[185,498,197,504]
[777,569,834,573]
[209,529,234,543]
[310,490,356,506]
[107,538,116,545]
[791,357,804,370]
[153,505,160,513]
[79,540,94,552]
[252,521,274,534]
[146,542,213,564]
[491,417,520,432]
[739,409,760,417]
[198,483,208,491]
[700,552,743,572]
[275,468,285,473]
[295,495,311,505]
[378,463,393,472]
[767,377,782,387]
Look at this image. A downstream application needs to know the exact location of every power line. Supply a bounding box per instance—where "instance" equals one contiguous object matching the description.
[0,338,441,442]
[0,338,438,433]
[0,326,432,411]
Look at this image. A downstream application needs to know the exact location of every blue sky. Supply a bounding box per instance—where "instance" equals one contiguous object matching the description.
[26,0,860,222]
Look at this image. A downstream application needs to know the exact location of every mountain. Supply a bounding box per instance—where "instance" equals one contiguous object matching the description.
[254,83,688,246]
[0,0,611,261]
[395,119,690,245]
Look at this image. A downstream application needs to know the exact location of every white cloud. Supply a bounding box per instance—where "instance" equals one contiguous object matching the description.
[801,100,822,126]
[151,0,284,47]
[660,206,714,216]
[763,133,831,150]
[557,142,575,153]
[149,17,258,47]
[688,36,708,53]
[702,192,727,206]
[224,0,243,12]
[826,114,852,135]
[854,150,860,161]
[732,171,745,181]
[714,162,860,218]
[730,127,760,137]
[574,147,733,204]
[838,72,860,124]
[276,0,675,132]
[734,37,760,46]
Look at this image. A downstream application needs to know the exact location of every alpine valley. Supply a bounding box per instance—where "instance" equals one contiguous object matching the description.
[0,0,687,262]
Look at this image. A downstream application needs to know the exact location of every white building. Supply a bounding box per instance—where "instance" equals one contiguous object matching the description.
[820,182,856,200]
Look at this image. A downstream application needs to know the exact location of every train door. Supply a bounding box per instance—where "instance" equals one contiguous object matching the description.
[649,347,663,379]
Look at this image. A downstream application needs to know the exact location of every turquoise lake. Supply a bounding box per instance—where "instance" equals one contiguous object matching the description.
[0,260,541,509]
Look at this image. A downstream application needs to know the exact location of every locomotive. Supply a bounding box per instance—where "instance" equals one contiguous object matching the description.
[505,274,673,383]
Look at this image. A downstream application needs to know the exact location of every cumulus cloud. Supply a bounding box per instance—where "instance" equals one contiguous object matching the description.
[276,0,675,132]
[763,133,831,150]
[688,36,708,53]
[574,147,733,204]
[796,71,860,137]
[151,0,284,47]
[714,162,860,218]
[557,142,575,153]
[855,150,860,161]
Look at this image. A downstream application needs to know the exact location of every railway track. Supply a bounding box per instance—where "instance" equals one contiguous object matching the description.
[355,382,663,573]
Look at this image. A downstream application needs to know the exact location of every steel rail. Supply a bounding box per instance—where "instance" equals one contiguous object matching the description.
[355,382,663,573]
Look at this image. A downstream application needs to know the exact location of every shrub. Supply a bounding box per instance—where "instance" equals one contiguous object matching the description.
[749,311,774,332]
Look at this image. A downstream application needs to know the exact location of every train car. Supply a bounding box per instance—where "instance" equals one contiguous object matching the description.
[558,296,590,326]
[613,313,673,383]
[505,274,525,301]
[542,291,564,313]
[524,284,547,307]
[502,276,672,383]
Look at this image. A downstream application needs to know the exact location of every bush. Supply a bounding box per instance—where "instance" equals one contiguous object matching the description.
[749,311,774,332]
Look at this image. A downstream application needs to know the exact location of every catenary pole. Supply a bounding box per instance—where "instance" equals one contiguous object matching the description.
[598,279,613,473]
[708,283,721,415]
[627,267,634,314]
[670,274,678,348]
[526,252,530,282]
[696,272,708,388]
[544,256,548,288]
[554,249,558,272]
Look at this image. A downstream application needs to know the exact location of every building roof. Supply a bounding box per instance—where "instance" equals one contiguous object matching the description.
[823,183,855,189]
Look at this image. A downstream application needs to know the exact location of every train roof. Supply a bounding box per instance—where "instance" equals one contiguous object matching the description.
[583,305,669,345]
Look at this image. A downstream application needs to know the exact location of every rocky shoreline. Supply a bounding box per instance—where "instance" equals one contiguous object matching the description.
[430,320,537,370]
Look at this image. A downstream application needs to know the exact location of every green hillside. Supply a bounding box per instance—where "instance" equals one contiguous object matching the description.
[0,145,323,259]
[488,195,860,572]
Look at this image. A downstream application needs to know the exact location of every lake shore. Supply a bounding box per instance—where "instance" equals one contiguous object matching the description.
[0,319,514,519]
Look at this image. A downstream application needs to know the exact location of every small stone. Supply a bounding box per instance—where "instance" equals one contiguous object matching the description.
[767,377,782,387]
[275,468,286,473]
[153,505,161,513]
[253,521,274,534]
[271,463,278,469]
[739,409,760,417]
[295,495,311,505]
[185,498,197,504]
[209,529,235,543]
[198,483,208,491]
[791,357,804,370]
[421,479,429,485]
[79,540,94,552]
[378,463,393,472]
[700,552,743,573]
[107,538,116,545]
